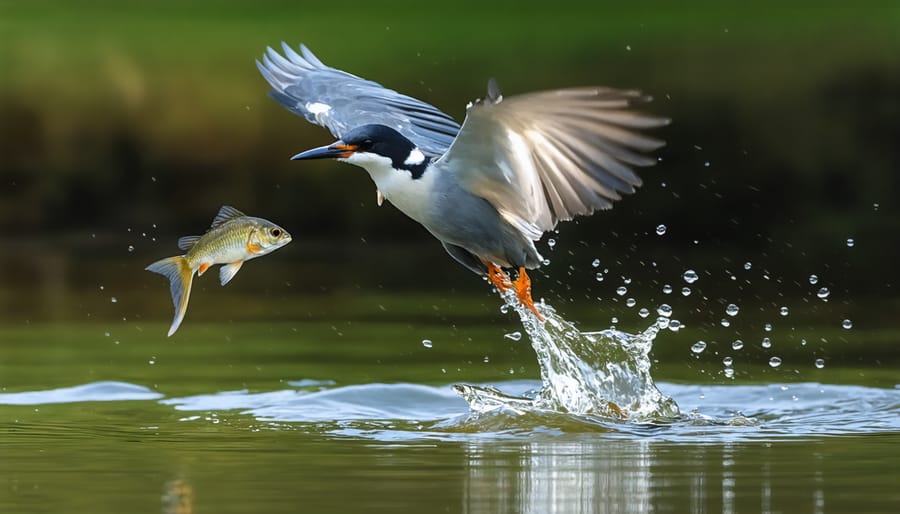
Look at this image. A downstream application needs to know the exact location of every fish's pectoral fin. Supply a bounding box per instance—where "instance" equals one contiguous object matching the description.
[197,262,211,276]
[177,235,202,252]
[246,242,263,254]
[145,255,195,337]
[219,261,244,286]
[210,205,246,229]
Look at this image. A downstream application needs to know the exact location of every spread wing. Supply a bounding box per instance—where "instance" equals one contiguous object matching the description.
[435,81,668,240]
[257,43,461,157]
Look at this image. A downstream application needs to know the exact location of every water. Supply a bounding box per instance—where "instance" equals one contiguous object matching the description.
[2,288,898,513]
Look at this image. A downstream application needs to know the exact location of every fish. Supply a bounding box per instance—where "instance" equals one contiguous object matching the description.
[146,205,292,336]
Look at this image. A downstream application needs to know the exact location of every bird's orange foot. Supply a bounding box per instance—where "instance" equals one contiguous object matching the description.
[484,261,513,292]
[514,267,544,321]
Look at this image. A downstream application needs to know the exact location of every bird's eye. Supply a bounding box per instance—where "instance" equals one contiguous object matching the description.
[270,228,282,237]
[362,139,374,148]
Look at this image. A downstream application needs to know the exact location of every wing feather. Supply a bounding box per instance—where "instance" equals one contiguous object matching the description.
[257,43,460,157]
[436,85,668,236]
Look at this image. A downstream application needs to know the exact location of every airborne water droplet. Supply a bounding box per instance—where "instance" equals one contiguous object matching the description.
[691,341,707,354]
[595,273,604,282]
[657,304,673,317]
[656,224,667,235]
[110,297,117,303]
[726,304,739,316]
[846,238,855,247]
[682,269,699,284]
[616,286,627,296]
[504,331,522,341]
[764,323,773,332]
[625,298,636,308]
[761,337,772,348]
[723,356,733,366]
[127,245,135,253]
[724,368,735,379]
[817,287,830,299]
[732,339,744,350]
[421,339,433,348]
[681,287,691,297]
[743,262,752,270]
[780,306,789,316]
[662,284,673,294]
[769,356,782,368]
[815,358,825,369]
[720,318,730,327]
[547,238,556,248]
[809,274,818,285]
[591,258,600,268]
[638,308,650,318]
[842,319,853,329]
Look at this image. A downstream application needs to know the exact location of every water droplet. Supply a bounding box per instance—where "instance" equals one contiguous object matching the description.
[723,356,733,366]
[483,356,490,363]
[691,341,707,354]
[873,203,879,211]
[681,287,691,297]
[110,297,117,303]
[504,331,522,341]
[616,286,627,296]
[764,323,772,332]
[638,308,650,318]
[761,337,772,348]
[724,368,735,379]
[841,319,852,330]
[814,358,825,369]
[610,317,619,324]
[104,331,110,337]
[846,238,855,247]
[769,356,782,368]
[542,258,551,266]
[682,269,699,284]
[623,277,632,285]
[720,318,730,327]
[809,274,818,285]
[148,358,156,365]
[743,262,752,270]
[817,287,830,299]
[625,298,636,308]
[662,284,673,294]
[656,317,670,329]
[421,339,433,348]
[657,304,673,317]
[595,273,604,282]
[591,258,600,268]
[732,339,744,350]
[656,224,667,235]
[127,245,135,253]
[726,304,740,316]
[668,319,682,331]
[779,306,789,316]
[547,238,556,248]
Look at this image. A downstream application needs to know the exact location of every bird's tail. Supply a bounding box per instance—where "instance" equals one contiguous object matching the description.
[146,256,195,337]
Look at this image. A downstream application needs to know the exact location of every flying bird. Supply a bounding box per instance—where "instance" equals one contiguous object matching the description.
[257,43,667,319]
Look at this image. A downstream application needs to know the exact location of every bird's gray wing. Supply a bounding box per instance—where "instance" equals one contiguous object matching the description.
[435,81,668,240]
[257,43,460,157]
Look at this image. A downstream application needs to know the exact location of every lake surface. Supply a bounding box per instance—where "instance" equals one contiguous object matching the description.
[2,301,898,513]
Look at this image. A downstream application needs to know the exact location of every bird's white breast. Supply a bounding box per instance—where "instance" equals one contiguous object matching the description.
[342,152,436,224]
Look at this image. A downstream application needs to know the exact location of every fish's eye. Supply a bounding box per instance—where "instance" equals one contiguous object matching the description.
[270,228,282,237]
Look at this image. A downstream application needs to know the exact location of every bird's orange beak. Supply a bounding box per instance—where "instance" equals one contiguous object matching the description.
[291,141,357,160]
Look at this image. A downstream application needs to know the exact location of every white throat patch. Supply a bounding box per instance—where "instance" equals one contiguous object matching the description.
[404,148,426,166]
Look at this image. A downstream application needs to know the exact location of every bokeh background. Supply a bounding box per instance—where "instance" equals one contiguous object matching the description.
[1,1,898,378]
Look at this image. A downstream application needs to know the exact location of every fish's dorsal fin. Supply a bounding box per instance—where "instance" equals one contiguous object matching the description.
[210,205,246,229]
[177,235,201,251]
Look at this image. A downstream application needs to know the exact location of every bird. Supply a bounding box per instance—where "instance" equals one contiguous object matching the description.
[257,43,668,320]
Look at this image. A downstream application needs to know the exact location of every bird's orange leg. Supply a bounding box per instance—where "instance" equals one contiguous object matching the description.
[514,267,544,321]
[484,261,513,292]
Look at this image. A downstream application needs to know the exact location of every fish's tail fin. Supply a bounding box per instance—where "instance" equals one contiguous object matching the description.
[145,256,195,337]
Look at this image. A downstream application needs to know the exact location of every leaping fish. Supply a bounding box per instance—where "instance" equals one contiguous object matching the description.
[146,205,292,336]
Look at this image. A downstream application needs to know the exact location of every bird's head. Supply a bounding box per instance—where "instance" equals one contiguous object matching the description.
[291,124,430,179]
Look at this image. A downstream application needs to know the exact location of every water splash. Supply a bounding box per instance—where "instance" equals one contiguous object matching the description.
[455,288,680,421]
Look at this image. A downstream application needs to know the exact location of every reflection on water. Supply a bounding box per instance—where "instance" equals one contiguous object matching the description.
[461,439,846,514]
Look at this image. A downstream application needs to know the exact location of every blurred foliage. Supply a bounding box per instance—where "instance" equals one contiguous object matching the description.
[0,1,898,332]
